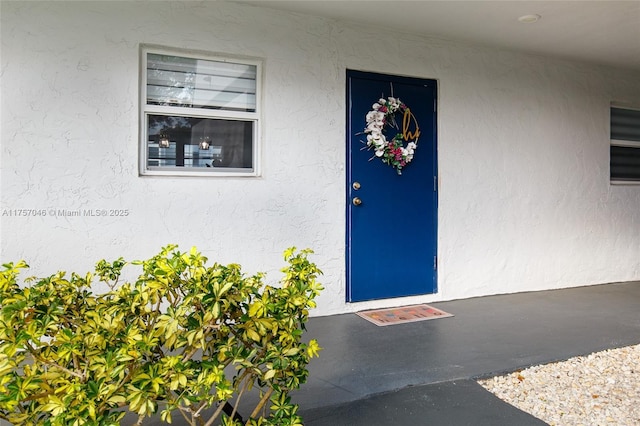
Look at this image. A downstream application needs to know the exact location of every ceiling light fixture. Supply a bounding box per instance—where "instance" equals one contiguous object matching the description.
[518,14,541,24]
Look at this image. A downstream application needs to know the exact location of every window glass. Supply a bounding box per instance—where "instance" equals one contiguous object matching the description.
[146,54,257,111]
[147,115,253,169]
[610,106,640,184]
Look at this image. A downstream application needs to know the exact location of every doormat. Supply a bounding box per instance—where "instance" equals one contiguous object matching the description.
[356,304,453,326]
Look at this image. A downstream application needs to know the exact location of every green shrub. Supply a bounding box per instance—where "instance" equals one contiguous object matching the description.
[0,245,323,425]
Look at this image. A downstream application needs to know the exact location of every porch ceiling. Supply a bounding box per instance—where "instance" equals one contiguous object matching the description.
[232,1,640,72]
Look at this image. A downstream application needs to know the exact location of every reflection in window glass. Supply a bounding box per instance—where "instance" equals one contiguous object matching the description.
[146,54,257,112]
[147,115,253,170]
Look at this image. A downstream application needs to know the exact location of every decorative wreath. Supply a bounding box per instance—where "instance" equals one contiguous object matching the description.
[363,96,420,175]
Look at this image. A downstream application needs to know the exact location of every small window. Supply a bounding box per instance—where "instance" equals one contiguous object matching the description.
[140,46,261,176]
[610,106,640,184]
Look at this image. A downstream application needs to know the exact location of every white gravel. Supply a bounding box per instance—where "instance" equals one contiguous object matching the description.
[478,344,640,425]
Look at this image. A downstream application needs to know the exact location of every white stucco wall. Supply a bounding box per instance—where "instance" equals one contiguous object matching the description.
[2,1,639,316]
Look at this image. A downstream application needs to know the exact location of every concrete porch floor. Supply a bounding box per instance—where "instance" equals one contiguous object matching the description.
[295,281,640,425]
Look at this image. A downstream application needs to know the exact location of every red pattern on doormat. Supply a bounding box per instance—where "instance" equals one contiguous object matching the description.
[356,304,453,326]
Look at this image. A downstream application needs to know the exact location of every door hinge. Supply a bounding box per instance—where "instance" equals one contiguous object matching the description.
[434,175,437,192]
[433,256,437,270]
[434,98,437,112]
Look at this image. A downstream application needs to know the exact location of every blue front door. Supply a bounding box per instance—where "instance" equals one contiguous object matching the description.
[346,70,438,302]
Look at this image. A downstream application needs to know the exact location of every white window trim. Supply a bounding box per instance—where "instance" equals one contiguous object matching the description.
[139,45,263,177]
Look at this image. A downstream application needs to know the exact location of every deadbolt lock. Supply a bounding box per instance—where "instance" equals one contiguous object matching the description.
[352,197,362,206]
[352,182,361,190]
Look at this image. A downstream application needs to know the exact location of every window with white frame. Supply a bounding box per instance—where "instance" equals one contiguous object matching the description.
[610,105,640,183]
[140,46,261,176]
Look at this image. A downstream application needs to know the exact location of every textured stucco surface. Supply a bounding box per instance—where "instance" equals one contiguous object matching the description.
[1,1,640,316]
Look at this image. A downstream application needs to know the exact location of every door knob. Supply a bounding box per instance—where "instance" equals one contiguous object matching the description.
[352,197,362,206]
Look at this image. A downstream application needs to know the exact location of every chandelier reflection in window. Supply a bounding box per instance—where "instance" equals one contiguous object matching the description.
[158,132,170,148]
[199,136,211,150]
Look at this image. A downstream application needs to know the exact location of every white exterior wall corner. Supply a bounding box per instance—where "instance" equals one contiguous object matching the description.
[1,1,639,316]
